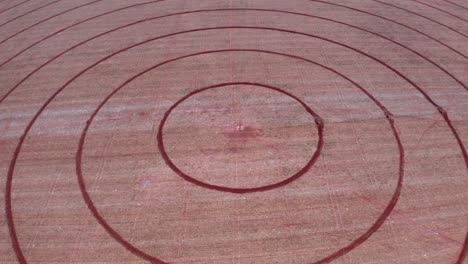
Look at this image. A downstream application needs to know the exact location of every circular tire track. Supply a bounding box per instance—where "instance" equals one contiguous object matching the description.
[157,82,324,194]
[2,1,468,103]
[0,0,64,28]
[443,0,468,11]
[0,0,32,16]
[410,0,468,23]
[372,0,468,40]
[2,4,467,264]
[76,49,403,264]
[1,7,467,107]
[310,0,468,60]
[0,0,105,46]
[0,0,168,102]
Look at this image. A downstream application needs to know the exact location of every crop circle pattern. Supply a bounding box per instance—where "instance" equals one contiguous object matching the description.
[1,1,467,263]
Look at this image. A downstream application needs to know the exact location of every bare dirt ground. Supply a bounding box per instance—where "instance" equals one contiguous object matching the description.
[0,0,467,263]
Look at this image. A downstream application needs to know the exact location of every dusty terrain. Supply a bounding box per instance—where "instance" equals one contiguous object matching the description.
[0,0,467,263]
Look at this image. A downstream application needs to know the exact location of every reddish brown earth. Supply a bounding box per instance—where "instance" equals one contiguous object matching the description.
[0,0,467,263]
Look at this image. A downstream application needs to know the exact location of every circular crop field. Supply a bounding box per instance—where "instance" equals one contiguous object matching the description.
[0,0,467,263]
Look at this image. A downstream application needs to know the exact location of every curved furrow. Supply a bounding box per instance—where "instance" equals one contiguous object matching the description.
[0,0,105,46]
[0,0,63,29]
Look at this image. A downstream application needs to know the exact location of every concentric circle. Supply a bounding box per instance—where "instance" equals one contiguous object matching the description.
[157,82,324,194]
[76,49,403,264]
[1,2,467,264]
